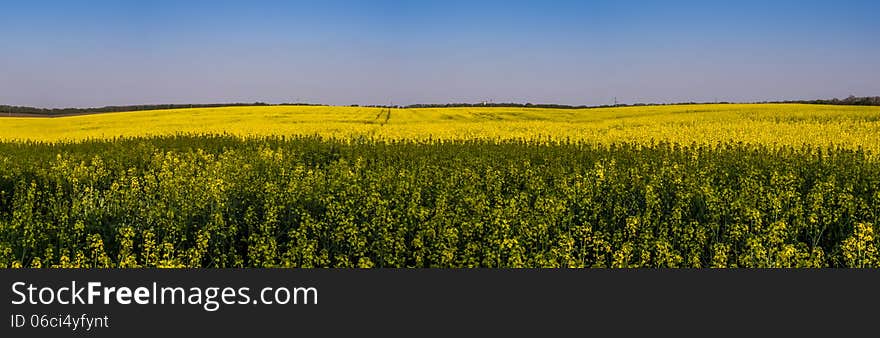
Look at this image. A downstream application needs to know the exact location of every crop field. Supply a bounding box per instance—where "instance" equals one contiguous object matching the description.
[4,104,880,152]
[1,103,879,267]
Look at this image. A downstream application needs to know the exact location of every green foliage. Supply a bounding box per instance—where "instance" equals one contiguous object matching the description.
[0,135,878,268]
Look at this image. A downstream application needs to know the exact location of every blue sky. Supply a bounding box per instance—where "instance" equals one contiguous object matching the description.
[1,0,878,107]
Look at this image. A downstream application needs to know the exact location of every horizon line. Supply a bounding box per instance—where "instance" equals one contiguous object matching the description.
[3,96,878,111]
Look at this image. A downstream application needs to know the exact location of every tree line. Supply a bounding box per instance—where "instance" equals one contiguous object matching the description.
[0,102,326,116]
[767,96,880,106]
[2,96,878,116]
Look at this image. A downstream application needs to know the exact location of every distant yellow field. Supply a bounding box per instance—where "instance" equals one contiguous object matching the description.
[2,103,880,151]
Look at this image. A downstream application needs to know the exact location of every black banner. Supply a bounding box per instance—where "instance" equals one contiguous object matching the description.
[1,269,877,337]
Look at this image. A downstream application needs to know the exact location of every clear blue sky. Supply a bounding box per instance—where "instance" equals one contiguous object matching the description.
[1,0,878,107]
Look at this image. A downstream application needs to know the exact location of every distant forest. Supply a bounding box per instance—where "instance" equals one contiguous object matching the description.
[1,96,878,116]
[404,95,880,109]
[765,95,880,106]
[0,102,325,116]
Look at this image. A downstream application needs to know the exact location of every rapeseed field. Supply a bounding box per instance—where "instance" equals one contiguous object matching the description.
[1,103,878,268]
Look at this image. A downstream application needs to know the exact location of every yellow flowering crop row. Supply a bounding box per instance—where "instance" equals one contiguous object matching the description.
[3,104,880,153]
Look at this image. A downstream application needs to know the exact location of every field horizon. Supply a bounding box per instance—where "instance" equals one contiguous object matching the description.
[2,102,880,268]
[4,103,880,153]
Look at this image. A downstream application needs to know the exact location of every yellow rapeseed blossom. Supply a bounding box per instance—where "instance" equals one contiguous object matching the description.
[2,104,879,154]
